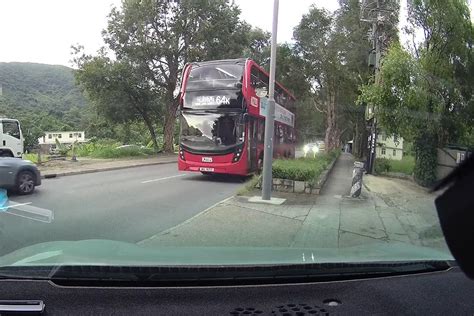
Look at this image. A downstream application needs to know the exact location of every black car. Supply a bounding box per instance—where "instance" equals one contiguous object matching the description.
[0,158,42,194]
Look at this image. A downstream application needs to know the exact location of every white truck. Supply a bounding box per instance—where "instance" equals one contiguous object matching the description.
[0,118,24,157]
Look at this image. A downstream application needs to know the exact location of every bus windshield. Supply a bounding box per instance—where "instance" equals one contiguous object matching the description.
[186,64,244,91]
[180,112,244,151]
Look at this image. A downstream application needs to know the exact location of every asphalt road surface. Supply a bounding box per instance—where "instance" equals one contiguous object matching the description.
[0,163,244,256]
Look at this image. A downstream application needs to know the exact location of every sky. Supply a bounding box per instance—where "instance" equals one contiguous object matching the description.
[0,0,337,67]
[0,0,472,67]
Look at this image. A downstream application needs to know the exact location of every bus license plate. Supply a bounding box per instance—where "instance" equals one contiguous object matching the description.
[199,167,214,172]
[202,157,213,162]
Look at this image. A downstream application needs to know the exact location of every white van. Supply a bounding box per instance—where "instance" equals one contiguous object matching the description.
[0,118,24,157]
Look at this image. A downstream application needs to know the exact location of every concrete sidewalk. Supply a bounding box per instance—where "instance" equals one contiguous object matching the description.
[291,153,355,248]
[139,153,449,253]
[38,154,177,178]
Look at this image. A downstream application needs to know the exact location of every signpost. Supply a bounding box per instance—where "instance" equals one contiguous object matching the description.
[261,0,279,201]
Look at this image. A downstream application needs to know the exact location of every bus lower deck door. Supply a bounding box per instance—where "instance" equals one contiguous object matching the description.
[248,118,258,172]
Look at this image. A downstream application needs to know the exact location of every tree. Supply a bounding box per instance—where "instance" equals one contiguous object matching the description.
[96,0,255,152]
[272,43,325,143]
[242,28,271,66]
[74,52,162,151]
[359,0,473,186]
[293,7,341,151]
[333,0,378,158]
[293,2,376,152]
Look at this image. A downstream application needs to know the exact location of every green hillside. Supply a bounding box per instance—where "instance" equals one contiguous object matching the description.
[0,62,87,114]
[0,62,91,149]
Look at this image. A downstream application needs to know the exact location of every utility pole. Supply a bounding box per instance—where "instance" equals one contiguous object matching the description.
[369,0,381,174]
[361,0,389,174]
[261,0,279,201]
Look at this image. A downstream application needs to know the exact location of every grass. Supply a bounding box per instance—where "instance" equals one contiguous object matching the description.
[237,175,261,196]
[375,155,415,175]
[23,153,42,164]
[389,155,415,175]
[75,142,154,159]
[88,146,154,159]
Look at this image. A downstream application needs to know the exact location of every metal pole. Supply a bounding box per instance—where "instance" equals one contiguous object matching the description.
[367,0,381,174]
[261,0,279,200]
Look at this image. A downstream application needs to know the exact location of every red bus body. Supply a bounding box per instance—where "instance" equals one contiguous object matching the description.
[178,59,296,176]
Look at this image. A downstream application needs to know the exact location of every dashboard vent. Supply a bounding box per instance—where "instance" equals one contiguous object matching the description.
[230,307,263,315]
[271,303,330,316]
[229,304,331,316]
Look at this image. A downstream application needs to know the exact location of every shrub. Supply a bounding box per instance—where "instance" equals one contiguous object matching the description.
[375,158,391,174]
[272,154,333,182]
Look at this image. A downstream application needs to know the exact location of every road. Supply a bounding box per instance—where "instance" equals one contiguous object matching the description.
[0,164,243,256]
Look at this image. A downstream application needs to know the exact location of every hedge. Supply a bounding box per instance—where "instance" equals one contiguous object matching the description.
[272,153,336,182]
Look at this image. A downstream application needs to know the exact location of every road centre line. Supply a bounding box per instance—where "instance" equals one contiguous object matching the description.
[141,174,186,184]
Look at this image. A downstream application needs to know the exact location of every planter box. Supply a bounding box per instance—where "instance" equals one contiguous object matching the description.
[271,156,338,194]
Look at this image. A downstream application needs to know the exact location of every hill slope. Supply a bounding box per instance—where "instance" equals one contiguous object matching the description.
[0,62,88,114]
[0,62,93,149]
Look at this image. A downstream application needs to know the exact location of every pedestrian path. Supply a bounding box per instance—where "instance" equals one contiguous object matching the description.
[292,153,355,248]
[320,152,354,198]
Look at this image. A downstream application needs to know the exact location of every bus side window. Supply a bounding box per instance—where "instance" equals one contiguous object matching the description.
[258,67,269,88]
[251,67,260,87]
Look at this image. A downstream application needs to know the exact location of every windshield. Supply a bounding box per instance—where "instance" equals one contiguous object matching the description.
[186,64,244,91]
[1,0,474,282]
[180,112,244,150]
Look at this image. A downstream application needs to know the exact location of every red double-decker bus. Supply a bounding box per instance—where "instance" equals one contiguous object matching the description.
[178,58,296,176]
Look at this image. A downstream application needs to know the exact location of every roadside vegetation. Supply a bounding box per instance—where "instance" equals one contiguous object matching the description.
[375,156,415,176]
[75,142,154,159]
[237,175,262,196]
[23,153,44,164]
[273,155,333,182]
[26,140,156,164]
[238,151,340,195]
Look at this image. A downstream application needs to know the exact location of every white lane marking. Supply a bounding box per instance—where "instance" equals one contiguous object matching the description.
[141,174,186,184]
[0,202,32,210]
[2,201,54,223]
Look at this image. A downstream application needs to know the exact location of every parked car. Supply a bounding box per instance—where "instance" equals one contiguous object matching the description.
[0,158,41,194]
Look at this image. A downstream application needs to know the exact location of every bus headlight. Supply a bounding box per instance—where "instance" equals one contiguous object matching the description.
[232,147,243,162]
[179,147,185,160]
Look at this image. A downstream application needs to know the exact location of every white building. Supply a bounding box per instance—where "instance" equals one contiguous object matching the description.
[376,133,404,160]
[38,131,86,145]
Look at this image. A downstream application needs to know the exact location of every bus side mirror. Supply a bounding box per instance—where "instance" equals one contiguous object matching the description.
[243,113,249,123]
